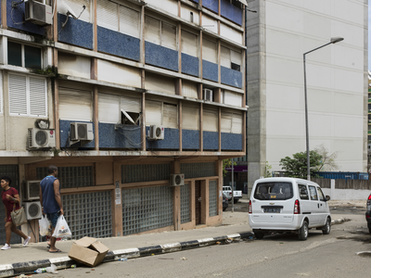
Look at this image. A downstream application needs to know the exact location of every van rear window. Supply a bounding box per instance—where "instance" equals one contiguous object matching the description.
[254,182,293,200]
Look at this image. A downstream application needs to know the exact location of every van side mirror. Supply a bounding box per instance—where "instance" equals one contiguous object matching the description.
[325,195,331,201]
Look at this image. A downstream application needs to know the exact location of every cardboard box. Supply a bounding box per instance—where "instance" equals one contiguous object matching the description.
[68,237,109,267]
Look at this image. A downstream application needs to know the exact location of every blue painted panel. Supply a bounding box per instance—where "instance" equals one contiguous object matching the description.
[202,0,218,13]
[182,53,199,77]
[58,14,93,49]
[146,127,179,150]
[202,60,218,82]
[190,0,199,3]
[99,123,141,149]
[59,120,95,149]
[182,129,200,150]
[98,27,140,61]
[145,42,179,72]
[221,133,242,150]
[221,66,242,88]
[203,131,218,150]
[6,0,45,36]
[221,0,243,26]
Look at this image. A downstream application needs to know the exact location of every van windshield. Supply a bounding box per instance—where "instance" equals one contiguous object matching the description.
[254,182,293,200]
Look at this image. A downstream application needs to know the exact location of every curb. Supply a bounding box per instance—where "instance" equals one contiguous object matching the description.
[0,232,254,277]
[0,219,348,277]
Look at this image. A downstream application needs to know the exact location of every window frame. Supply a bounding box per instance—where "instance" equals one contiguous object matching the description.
[308,185,318,201]
[298,184,309,200]
[7,41,42,70]
[8,73,47,118]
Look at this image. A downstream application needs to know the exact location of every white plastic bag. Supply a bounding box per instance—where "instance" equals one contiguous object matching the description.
[39,215,50,236]
[52,215,72,238]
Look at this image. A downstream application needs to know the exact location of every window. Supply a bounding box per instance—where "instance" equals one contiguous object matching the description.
[8,74,47,117]
[97,0,140,37]
[8,42,41,70]
[59,87,92,121]
[146,100,178,128]
[308,186,318,201]
[181,30,198,57]
[202,38,217,63]
[182,103,199,130]
[222,90,243,107]
[221,45,242,71]
[221,110,242,134]
[254,182,293,200]
[317,187,327,201]
[203,107,218,132]
[98,93,141,125]
[298,184,309,200]
[145,15,177,50]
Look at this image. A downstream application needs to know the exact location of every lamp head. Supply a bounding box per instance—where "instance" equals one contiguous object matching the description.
[330,37,344,44]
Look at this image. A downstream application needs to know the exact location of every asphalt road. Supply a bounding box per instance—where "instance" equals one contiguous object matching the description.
[34,213,370,278]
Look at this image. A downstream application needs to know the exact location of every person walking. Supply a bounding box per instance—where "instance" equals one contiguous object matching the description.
[40,165,64,253]
[1,176,31,250]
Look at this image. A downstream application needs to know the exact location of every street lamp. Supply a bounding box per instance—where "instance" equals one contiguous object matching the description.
[303,37,344,180]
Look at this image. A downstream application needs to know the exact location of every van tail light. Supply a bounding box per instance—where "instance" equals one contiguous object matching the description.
[294,199,300,214]
[248,200,252,214]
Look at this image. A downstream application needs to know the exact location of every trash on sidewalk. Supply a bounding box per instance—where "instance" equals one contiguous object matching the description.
[34,263,58,274]
[68,236,109,267]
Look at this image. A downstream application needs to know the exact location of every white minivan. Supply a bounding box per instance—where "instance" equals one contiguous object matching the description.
[248,177,331,240]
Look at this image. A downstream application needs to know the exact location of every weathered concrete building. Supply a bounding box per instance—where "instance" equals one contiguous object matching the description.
[0,0,247,243]
[246,0,369,192]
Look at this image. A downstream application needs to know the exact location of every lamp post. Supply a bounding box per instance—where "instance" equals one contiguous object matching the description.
[303,37,343,180]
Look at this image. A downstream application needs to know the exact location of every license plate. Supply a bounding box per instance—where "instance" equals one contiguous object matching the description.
[263,207,282,213]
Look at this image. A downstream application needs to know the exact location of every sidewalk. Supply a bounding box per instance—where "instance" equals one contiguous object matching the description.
[0,201,357,277]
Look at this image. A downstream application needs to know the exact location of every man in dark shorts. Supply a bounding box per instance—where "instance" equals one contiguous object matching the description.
[40,165,64,253]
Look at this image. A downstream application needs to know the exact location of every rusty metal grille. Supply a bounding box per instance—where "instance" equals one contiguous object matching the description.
[121,164,171,183]
[63,191,112,239]
[180,183,191,224]
[122,185,174,235]
[181,162,217,179]
[37,166,94,188]
[209,180,218,217]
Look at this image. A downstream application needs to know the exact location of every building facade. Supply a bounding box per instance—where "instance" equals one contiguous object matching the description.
[0,0,247,243]
[246,0,369,192]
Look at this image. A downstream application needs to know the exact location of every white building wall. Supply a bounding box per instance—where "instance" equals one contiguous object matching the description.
[247,0,368,186]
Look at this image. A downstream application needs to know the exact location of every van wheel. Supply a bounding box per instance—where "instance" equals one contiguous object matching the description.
[298,221,309,240]
[322,217,331,234]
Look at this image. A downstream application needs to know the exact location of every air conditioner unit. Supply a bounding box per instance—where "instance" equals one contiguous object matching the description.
[70,122,94,141]
[148,125,164,140]
[23,180,41,201]
[25,0,52,26]
[24,201,42,220]
[27,128,56,150]
[171,174,184,186]
[203,88,213,101]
